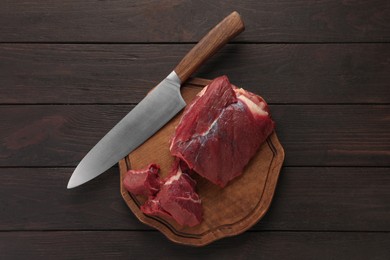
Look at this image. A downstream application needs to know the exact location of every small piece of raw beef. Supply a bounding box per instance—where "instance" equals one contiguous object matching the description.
[170,75,274,187]
[123,164,161,197]
[141,161,202,227]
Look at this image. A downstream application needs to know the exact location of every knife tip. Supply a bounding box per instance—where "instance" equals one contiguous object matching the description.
[67,173,81,189]
[67,179,76,189]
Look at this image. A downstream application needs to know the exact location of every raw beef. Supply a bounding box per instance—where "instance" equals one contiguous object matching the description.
[123,164,161,197]
[170,75,274,187]
[141,160,202,227]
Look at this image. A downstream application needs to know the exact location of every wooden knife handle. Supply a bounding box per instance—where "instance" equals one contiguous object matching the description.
[174,11,245,83]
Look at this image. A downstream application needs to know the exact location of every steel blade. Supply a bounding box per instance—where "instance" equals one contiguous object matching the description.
[67,71,184,189]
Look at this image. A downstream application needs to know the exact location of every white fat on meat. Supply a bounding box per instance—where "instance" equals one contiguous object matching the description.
[196,85,209,97]
[234,88,268,117]
[164,165,183,185]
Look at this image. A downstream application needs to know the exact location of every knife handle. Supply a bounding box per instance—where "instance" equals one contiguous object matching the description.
[174,11,245,83]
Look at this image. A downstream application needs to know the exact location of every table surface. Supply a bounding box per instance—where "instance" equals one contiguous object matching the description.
[1,1,389,259]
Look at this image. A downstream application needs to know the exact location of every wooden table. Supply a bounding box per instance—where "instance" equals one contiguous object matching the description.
[1,1,389,259]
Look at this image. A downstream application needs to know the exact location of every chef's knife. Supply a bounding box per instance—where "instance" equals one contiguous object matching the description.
[67,11,245,189]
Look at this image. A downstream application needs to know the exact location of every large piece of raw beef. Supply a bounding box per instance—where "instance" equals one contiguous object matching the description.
[170,75,274,187]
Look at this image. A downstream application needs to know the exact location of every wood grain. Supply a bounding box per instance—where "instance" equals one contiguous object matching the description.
[0,0,389,42]
[1,104,388,167]
[174,12,244,82]
[0,231,389,259]
[1,44,389,104]
[1,167,389,232]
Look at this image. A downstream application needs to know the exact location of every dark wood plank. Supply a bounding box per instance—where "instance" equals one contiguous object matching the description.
[1,0,389,42]
[0,167,388,231]
[1,44,389,104]
[0,168,145,230]
[0,105,130,167]
[258,167,390,231]
[0,105,389,167]
[0,231,388,259]
[271,105,390,166]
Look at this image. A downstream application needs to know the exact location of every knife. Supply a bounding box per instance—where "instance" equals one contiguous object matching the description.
[67,11,245,189]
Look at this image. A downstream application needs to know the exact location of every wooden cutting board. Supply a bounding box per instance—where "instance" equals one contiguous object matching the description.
[119,78,285,246]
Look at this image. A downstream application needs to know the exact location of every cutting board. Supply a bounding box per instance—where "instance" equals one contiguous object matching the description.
[119,78,284,246]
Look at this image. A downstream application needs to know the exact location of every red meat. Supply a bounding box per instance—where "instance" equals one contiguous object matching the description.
[141,160,202,227]
[123,164,161,197]
[170,75,274,187]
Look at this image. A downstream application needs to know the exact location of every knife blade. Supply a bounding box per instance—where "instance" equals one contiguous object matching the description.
[67,11,245,189]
